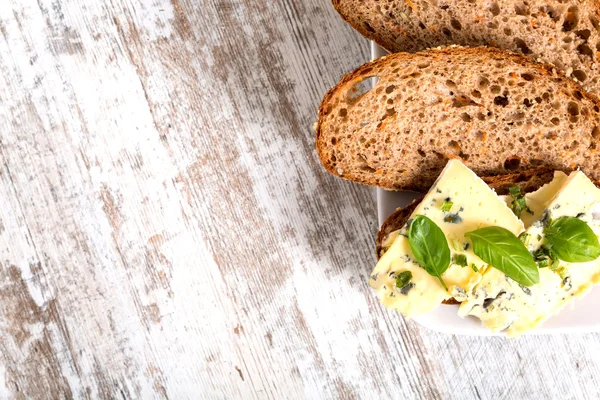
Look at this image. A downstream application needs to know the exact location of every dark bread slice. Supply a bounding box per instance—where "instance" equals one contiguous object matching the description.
[332,0,600,94]
[316,47,600,191]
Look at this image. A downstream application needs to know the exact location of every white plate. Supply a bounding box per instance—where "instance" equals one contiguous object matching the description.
[372,42,600,335]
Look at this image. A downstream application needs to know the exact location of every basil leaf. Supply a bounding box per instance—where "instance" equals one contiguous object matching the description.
[465,226,539,286]
[408,215,450,290]
[545,217,600,262]
[395,271,412,289]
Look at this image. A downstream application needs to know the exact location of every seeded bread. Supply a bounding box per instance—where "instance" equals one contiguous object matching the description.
[316,47,600,191]
[332,0,600,94]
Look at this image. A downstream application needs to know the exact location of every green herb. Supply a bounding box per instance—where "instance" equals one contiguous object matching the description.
[533,245,560,271]
[453,253,468,267]
[451,239,462,251]
[519,233,530,245]
[408,215,450,290]
[508,186,533,218]
[509,186,522,198]
[465,226,539,286]
[471,263,479,273]
[395,271,413,289]
[544,216,600,262]
[441,200,453,212]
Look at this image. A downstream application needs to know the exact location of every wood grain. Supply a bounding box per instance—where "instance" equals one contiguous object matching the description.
[0,0,599,398]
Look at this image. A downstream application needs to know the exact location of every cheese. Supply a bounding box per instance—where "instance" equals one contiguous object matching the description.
[459,171,600,336]
[370,160,524,317]
[500,171,569,227]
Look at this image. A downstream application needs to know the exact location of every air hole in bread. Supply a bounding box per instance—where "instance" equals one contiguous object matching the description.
[488,21,499,29]
[563,36,573,44]
[593,126,600,138]
[542,92,550,100]
[497,77,506,85]
[387,98,393,104]
[385,85,395,94]
[417,62,431,69]
[541,6,561,23]
[417,149,426,157]
[490,85,501,94]
[572,69,587,82]
[514,38,531,54]
[446,79,457,89]
[489,2,500,16]
[504,27,512,36]
[504,157,521,170]
[442,27,452,37]
[448,140,460,151]
[594,105,600,112]
[521,73,534,81]
[476,112,486,121]
[573,90,584,100]
[552,101,561,110]
[460,112,472,122]
[346,78,376,103]
[568,102,580,116]
[363,22,376,33]
[576,29,591,40]
[577,44,593,57]
[494,95,509,106]
[418,21,426,30]
[339,108,347,117]
[471,90,481,98]
[546,131,558,140]
[515,3,529,15]
[330,154,336,162]
[508,80,516,86]
[331,137,337,145]
[478,77,490,88]
[563,6,579,32]
[452,95,478,107]
[523,98,533,107]
[458,151,470,160]
[451,19,462,30]
[570,116,579,123]
[551,117,560,125]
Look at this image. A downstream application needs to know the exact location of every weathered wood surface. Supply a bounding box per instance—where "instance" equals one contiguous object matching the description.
[1,0,600,398]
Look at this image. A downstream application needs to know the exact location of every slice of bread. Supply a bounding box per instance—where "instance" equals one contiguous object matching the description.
[316,47,600,191]
[332,0,600,94]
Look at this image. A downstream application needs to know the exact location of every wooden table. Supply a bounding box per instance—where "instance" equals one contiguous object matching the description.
[1,0,600,398]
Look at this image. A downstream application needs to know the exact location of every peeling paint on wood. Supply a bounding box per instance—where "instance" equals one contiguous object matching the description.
[1,0,600,398]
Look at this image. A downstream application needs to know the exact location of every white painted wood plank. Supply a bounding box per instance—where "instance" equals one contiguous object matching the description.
[0,0,599,398]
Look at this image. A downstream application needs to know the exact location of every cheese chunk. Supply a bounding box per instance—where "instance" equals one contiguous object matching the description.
[459,171,600,336]
[500,171,569,227]
[370,160,524,317]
